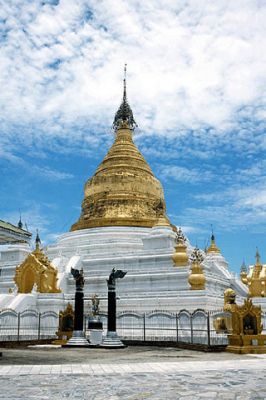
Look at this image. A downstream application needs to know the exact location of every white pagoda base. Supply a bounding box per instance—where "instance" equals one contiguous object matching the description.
[0,225,248,315]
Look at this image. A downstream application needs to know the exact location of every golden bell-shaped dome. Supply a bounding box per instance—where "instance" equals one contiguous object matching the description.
[71,69,170,231]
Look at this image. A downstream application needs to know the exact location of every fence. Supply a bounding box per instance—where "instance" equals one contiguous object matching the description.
[87,309,230,347]
[1,308,266,347]
[0,309,59,342]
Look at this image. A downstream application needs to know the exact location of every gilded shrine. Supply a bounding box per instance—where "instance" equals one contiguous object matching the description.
[14,233,61,294]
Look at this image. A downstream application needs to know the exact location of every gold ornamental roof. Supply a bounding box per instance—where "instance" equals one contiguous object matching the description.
[71,122,170,230]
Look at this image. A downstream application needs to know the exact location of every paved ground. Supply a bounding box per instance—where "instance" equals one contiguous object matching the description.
[0,346,265,399]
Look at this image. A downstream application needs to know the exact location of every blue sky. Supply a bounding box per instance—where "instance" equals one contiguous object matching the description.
[0,0,265,273]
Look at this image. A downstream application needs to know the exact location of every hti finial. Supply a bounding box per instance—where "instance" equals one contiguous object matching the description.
[123,63,127,101]
[211,224,215,241]
[18,210,23,229]
[241,259,247,273]
[112,64,137,130]
[255,247,261,265]
[35,229,41,250]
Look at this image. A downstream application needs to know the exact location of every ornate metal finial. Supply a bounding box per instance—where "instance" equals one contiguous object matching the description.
[35,229,41,250]
[211,224,215,242]
[123,63,127,102]
[112,65,138,131]
[18,211,23,229]
[255,248,261,266]
[241,260,247,273]
[176,227,186,244]
[190,246,204,264]
[207,226,220,254]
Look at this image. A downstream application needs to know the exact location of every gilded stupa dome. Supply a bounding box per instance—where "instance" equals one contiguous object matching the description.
[71,68,170,231]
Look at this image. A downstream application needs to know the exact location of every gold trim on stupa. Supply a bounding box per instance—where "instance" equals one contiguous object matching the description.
[71,67,170,231]
[14,232,61,294]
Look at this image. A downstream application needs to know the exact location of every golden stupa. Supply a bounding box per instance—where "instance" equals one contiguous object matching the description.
[207,233,220,254]
[71,68,170,231]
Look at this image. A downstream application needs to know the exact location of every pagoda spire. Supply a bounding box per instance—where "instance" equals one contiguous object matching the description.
[18,211,23,229]
[112,64,137,130]
[35,230,41,250]
[207,226,220,254]
[240,259,247,273]
[255,247,261,266]
[123,63,127,102]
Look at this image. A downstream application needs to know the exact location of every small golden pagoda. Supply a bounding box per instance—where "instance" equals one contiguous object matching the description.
[188,247,205,290]
[71,66,170,231]
[247,249,266,297]
[172,227,188,267]
[14,232,61,294]
[206,233,220,254]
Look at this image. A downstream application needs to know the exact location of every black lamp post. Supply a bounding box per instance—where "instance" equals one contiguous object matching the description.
[102,268,127,348]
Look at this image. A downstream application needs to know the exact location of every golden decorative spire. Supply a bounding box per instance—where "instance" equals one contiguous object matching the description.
[188,247,206,290]
[240,260,248,285]
[247,248,265,297]
[172,227,188,267]
[112,64,137,130]
[255,248,261,266]
[207,228,220,254]
[71,69,170,231]
[35,229,41,250]
[18,211,23,229]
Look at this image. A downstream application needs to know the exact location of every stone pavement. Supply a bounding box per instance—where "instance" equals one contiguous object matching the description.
[0,347,265,399]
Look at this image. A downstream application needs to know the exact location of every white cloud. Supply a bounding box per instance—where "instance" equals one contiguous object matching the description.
[2,204,50,241]
[1,0,265,241]
[0,0,265,152]
[159,165,213,183]
[31,165,74,181]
